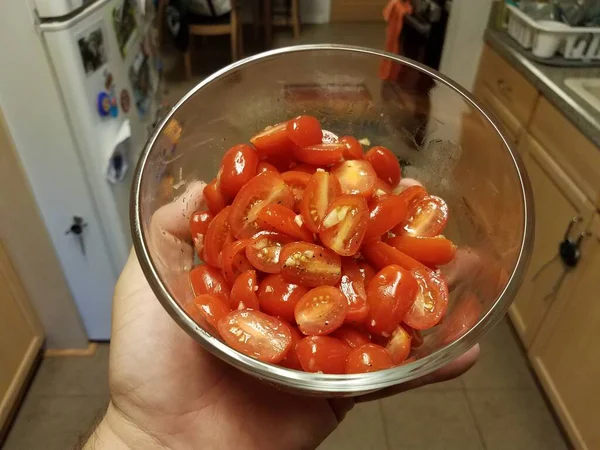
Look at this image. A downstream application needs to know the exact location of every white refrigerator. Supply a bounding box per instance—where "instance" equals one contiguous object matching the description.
[0,0,162,340]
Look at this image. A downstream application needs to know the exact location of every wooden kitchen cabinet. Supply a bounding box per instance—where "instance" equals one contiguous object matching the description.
[508,133,596,347]
[529,215,600,449]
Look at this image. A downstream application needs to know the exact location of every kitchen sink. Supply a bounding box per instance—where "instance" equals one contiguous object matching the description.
[564,78,600,113]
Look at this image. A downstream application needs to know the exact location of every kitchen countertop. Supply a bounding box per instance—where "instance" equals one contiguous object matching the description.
[484,28,600,149]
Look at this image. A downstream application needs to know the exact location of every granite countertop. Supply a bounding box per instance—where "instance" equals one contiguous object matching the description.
[484,28,600,149]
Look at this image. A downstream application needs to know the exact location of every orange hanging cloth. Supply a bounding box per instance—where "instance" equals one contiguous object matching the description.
[379,0,413,81]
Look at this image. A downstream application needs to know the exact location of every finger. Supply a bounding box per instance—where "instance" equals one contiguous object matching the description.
[355,344,480,402]
[327,397,356,423]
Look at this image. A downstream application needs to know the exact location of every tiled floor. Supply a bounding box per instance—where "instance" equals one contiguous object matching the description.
[3,23,569,450]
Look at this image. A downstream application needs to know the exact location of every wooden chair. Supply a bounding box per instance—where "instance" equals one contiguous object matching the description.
[261,0,301,47]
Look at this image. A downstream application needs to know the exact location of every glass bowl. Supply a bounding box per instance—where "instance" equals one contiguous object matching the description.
[131,44,534,396]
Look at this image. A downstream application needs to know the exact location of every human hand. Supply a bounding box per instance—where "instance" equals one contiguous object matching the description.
[85,183,479,450]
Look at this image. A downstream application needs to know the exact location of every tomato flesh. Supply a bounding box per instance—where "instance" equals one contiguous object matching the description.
[346,344,393,373]
[372,178,393,198]
[364,146,401,187]
[257,274,308,322]
[280,242,342,287]
[281,170,311,212]
[245,232,294,274]
[319,195,369,256]
[339,136,363,160]
[337,259,369,324]
[300,171,342,233]
[257,203,313,242]
[203,206,233,268]
[386,326,412,365]
[190,210,213,258]
[219,144,259,199]
[189,264,231,302]
[221,239,254,285]
[230,270,259,310]
[295,286,347,336]
[296,336,351,374]
[293,143,344,166]
[387,235,456,267]
[357,260,377,286]
[403,268,449,330]
[286,115,323,147]
[401,195,449,237]
[331,160,376,197]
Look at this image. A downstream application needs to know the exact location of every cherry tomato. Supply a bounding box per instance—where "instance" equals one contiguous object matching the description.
[361,240,431,273]
[256,161,279,174]
[331,160,376,197]
[229,172,295,239]
[365,264,418,336]
[300,171,342,233]
[292,143,344,166]
[190,210,213,258]
[296,336,351,374]
[203,206,233,268]
[386,326,412,365]
[339,136,363,160]
[286,115,323,147]
[264,152,297,172]
[401,195,449,237]
[294,163,320,174]
[295,286,347,336]
[280,242,342,287]
[363,194,409,242]
[230,269,259,310]
[222,239,254,285]
[245,231,294,274]
[331,326,371,348]
[219,144,259,199]
[189,264,230,302]
[372,178,393,198]
[337,259,369,324]
[189,294,231,329]
[319,195,369,256]
[257,204,313,242]
[403,268,449,330]
[387,235,456,267]
[203,178,227,215]
[364,146,401,187]
[250,121,294,158]
[218,309,292,363]
[281,171,311,212]
[346,344,393,373]
[402,323,424,349]
[357,260,377,285]
[257,274,308,322]
[279,325,303,370]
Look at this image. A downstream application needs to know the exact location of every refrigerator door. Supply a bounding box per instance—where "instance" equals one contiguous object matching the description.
[34,0,90,18]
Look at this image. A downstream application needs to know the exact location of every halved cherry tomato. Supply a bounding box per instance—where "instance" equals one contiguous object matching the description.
[189,294,231,329]
[365,264,418,336]
[257,204,313,242]
[387,235,456,267]
[230,269,259,310]
[331,325,371,348]
[357,260,377,285]
[337,259,369,324]
[250,121,294,158]
[292,143,344,166]
[364,146,401,187]
[294,164,320,174]
[372,178,393,198]
[222,239,254,285]
[203,178,227,215]
[257,274,308,322]
[256,161,279,174]
[402,323,424,349]
[189,264,230,302]
[280,242,342,287]
[218,309,292,363]
[279,325,303,370]
[300,171,342,233]
[401,195,448,237]
[229,172,295,239]
[361,240,431,273]
[346,344,393,373]
[331,160,376,197]
[219,144,259,199]
[190,210,213,258]
[264,152,296,172]
[296,336,351,374]
[286,115,323,147]
[245,231,294,274]
[295,286,347,336]
[403,268,449,330]
[339,136,363,160]
[281,171,311,212]
[203,206,233,268]
[363,194,409,242]
[319,195,369,256]
[386,326,412,365]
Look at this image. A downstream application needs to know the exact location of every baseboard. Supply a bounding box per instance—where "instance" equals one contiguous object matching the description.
[44,342,97,358]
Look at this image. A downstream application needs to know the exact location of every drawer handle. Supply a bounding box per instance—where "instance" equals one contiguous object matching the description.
[496,79,512,94]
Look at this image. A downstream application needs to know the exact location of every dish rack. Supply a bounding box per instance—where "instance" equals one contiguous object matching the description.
[506,4,600,60]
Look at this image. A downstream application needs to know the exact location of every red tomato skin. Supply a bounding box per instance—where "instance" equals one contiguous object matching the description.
[257,204,313,241]
[387,235,456,267]
[403,268,449,330]
[300,171,342,233]
[357,260,377,286]
[286,115,323,147]
[296,336,351,374]
[257,161,279,174]
[346,344,393,373]
[331,326,371,348]
[363,195,409,242]
[279,325,303,370]
[257,274,308,322]
[292,143,344,166]
[203,178,227,215]
[337,259,369,324]
[372,178,393,198]
[339,136,363,160]
[401,195,449,237]
[218,310,292,363]
[189,264,231,302]
[331,160,377,197]
[203,206,233,268]
[281,170,311,212]
[250,121,294,158]
[221,239,254,285]
[245,231,294,274]
[364,146,401,187]
[294,163,320,174]
[386,326,412,365]
[280,242,342,287]
[365,264,418,336]
[219,144,259,199]
[319,195,369,257]
[230,270,260,310]
[190,210,213,258]
[294,286,348,336]
[189,293,231,329]
[361,240,431,273]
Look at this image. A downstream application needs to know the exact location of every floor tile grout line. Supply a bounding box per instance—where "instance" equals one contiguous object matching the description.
[376,400,393,450]
[463,389,489,450]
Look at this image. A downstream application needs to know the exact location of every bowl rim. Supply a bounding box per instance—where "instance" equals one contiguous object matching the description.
[131,44,534,394]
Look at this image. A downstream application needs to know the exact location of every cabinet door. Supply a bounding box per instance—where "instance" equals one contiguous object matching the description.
[508,133,595,347]
[472,81,523,143]
[530,215,600,450]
